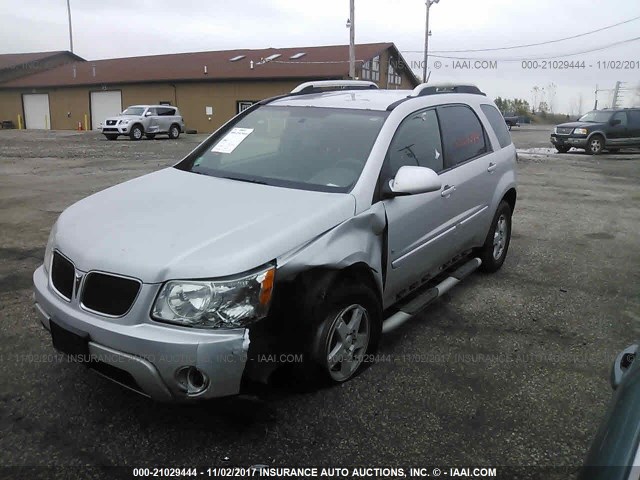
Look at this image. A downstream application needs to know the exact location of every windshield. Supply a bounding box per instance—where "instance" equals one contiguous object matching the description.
[176,106,388,193]
[578,111,612,123]
[122,107,145,116]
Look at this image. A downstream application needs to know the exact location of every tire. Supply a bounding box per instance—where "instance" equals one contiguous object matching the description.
[168,124,180,139]
[129,125,143,141]
[104,134,118,141]
[555,146,571,153]
[304,282,382,385]
[478,201,512,273]
[586,134,605,155]
[145,134,156,140]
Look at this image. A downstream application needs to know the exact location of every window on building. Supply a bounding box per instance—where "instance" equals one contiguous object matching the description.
[387,109,443,176]
[361,55,380,82]
[387,59,402,86]
[480,104,512,149]
[438,105,489,168]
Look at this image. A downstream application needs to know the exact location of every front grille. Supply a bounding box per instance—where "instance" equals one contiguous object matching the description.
[556,127,573,135]
[51,251,74,300]
[106,120,117,126]
[81,272,140,316]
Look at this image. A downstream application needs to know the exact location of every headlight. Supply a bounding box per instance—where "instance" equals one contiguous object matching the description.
[118,119,130,125]
[151,264,276,329]
[43,222,57,273]
[573,128,588,135]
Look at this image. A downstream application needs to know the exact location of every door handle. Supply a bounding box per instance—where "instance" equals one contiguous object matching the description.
[487,162,497,173]
[441,185,456,197]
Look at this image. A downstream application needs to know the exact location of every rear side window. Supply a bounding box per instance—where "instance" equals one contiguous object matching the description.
[157,107,176,116]
[387,109,443,175]
[438,105,489,168]
[481,104,513,149]
[629,110,640,127]
[611,111,628,127]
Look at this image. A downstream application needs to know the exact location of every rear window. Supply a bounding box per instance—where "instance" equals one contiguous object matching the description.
[438,105,489,168]
[481,104,513,149]
[158,107,176,116]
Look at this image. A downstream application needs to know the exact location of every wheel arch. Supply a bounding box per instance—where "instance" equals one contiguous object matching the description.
[501,187,517,213]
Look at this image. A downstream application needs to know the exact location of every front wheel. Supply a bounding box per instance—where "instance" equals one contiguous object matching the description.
[129,125,143,141]
[586,135,604,155]
[478,201,512,273]
[168,124,180,139]
[306,283,382,385]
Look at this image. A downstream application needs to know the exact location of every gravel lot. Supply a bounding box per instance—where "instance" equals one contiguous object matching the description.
[0,126,639,476]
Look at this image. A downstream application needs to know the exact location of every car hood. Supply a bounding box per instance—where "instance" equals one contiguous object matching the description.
[555,121,604,129]
[54,168,356,283]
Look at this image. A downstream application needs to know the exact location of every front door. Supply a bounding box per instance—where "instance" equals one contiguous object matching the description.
[382,108,460,304]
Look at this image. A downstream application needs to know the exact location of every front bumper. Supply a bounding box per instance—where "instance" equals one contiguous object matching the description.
[33,265,250,401]
[101,125,130,134]
[550,134,587,148]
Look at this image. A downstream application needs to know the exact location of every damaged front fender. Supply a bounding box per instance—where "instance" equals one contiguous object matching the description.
[276,202,387,294]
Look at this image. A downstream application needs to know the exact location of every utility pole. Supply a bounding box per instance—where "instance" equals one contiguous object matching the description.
[349,0,355,79]
[66,0,74,53]
[423,0,440,84]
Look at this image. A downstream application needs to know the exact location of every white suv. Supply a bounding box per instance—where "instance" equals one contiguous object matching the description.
[101,105,185,141]
[35,81,517,401]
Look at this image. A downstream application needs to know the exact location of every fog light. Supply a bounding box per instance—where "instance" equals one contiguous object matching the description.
[175,366,209,395]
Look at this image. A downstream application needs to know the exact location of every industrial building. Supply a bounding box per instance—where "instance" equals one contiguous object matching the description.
[0,43,417,133]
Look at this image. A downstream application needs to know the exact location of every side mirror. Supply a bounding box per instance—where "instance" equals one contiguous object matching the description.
[384,166,441,198]
[145,111,153,117]
[611,344,637,390]
[610,118,621,126]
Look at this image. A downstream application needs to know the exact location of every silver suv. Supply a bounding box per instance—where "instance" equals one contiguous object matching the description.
[34,81,517,401]
[101,105,185,141]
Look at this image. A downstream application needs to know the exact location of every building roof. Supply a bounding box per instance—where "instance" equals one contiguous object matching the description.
[0,51,84,72]
[0,43,416,88]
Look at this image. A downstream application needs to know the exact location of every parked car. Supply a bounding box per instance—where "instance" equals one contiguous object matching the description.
[502,112,519,130]
[100,105,185,141]
[34,81,517,401]
[579,344,639,480]
[551,108,640,154]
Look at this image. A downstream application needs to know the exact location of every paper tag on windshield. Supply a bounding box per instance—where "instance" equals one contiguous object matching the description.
[211,128,254,153]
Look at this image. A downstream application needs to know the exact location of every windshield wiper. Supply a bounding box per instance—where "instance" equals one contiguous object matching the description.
[221,176,268,185]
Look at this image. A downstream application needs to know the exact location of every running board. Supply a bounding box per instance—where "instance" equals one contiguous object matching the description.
[382,257,482,334]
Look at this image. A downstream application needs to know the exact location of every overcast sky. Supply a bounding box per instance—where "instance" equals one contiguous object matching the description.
[2,0,639,113]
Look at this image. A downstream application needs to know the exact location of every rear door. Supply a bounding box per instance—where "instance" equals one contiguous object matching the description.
[156,107,175,132]
[627,110,640,146]
[435,104,500,251]
[608,111,629,146]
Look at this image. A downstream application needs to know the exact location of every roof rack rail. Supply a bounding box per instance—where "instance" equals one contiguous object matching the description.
[291,80,378,94]
[411,83,486,97]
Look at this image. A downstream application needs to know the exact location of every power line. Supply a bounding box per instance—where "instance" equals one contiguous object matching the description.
[403,36,640,62]
[402,14,640,54]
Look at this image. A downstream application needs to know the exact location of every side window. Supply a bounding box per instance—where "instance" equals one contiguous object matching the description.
[157,107,176,116]
[438,105,489,168]
[480,104,512,149]
[387,109,443,176]
[628,110,640,127]
[612,111,627,127]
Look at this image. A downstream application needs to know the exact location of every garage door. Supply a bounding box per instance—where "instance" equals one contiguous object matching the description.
[90,91,122,130]
[23,94,51,129]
